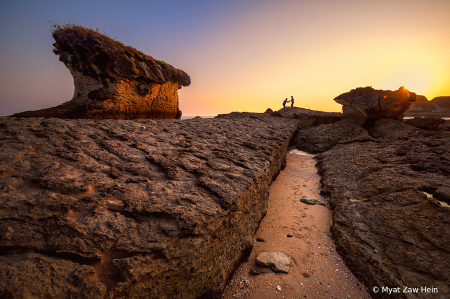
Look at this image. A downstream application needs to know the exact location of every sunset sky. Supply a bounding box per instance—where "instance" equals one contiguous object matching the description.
[1,0,450,117]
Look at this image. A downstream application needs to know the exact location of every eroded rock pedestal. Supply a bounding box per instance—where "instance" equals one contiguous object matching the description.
[0,113,298,298]
[12,26,190,120]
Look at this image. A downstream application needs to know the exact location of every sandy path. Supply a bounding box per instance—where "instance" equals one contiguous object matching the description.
[221,151,372,299]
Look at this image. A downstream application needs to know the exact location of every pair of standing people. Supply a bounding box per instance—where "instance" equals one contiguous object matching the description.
[283,96,295,109]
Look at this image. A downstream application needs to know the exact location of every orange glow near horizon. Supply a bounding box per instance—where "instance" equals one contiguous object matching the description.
[1,0,450,117]
[177,1,450,116]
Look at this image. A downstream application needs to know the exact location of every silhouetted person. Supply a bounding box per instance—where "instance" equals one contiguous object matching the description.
[283,98,288,109]
[291,96,294,108]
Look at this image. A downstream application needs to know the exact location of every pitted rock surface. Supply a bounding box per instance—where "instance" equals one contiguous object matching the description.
[334,86,416,124]
[291,119,374,154]
[0,113,298,298]
[404,117,445,130]
[316,119,450,298]
[12,26,190,120]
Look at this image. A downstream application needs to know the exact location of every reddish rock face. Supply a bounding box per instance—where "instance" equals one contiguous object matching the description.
[12,25,190,120]
[334,86,416,124]
[0,113,298,298]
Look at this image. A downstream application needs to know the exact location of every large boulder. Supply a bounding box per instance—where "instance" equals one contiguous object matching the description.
[0,113,298,298]
[12,25,190,120]
[316,120,450,298]
[334,86,416,124]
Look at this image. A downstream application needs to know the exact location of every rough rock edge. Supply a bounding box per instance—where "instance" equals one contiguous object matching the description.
[0,113,298,299]
[315,124,450,299]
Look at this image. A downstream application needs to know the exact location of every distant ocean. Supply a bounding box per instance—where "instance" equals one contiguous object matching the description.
[181,116,216,120]
[183,116,450,120]
[404,116,450,120]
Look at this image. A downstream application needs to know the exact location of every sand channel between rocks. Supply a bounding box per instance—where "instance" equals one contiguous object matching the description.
[221,151,372,299]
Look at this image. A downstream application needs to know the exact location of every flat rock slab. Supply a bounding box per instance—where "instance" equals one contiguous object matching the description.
[256,251,290,273]
[0,113,298,299]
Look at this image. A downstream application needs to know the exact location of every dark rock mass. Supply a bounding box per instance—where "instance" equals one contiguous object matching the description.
[334,86,416,124]
[0,113,298,298]
[315,119,450,298]
[275,107,342,128]
[11,25,190,120]
[404,117,445,130]
[291,119,374,154]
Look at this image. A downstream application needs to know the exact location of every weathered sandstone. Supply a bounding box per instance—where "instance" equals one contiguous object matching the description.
[0,113,298,298]
[334,86,416,124]
[12,25,190,120]
[255,251,291,274]
[316,119,450,298]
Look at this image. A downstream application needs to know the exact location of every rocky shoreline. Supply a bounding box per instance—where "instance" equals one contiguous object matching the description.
[1,86,450,298]
[2,23,450,298]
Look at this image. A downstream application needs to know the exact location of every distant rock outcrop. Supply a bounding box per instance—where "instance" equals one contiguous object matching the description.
[334,86,416,125]
[12,25,190,120]
[0,113,298,298]
[431,96,450,111]
[405,96,450,118]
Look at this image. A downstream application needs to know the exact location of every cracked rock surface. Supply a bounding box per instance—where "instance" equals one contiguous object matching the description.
[316,119,450,298]
[0,113,298,298]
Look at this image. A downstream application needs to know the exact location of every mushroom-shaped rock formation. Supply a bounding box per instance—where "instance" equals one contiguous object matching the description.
[334,86,416,125]
[12,25,190,120]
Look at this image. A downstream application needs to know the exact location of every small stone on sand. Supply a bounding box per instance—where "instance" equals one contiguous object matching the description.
[300,196,327,207]
[256,251,291,273]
